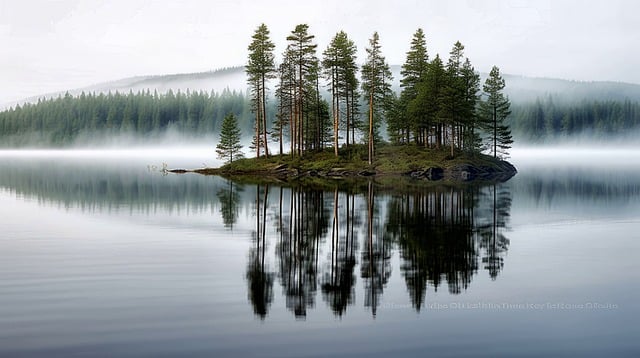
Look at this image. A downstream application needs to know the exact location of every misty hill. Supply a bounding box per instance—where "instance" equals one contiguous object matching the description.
[501,74,640,103]
[8,66,640,110]
[6,67,248,110]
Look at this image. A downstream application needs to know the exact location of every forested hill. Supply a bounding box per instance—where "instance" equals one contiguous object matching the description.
[2,66,640,147]
[3,67,248,111]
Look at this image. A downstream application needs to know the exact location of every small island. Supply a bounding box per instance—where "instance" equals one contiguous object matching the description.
[170,25,517,185]
[171,144,516,184]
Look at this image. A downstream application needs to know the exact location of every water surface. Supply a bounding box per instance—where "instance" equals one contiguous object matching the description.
[0,148,638,357]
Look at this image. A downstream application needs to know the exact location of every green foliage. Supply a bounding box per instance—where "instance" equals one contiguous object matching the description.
[216,113,244,164]
[392,38,482,157]
[396,28,430,143]
[460,58,482,151]
[406,54,446,146]
[0,89,253,147]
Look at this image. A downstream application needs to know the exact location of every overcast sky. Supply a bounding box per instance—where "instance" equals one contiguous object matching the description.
[1,0,639,103]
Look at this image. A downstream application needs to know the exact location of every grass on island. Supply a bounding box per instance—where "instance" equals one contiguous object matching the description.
[210,143,505,175]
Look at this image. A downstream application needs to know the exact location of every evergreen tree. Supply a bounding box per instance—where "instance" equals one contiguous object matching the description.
[410,54,446,148]
[399,28,429,144]
[480,66,513,158]
[216,113,244,164]
[439,41,466,157]
[322,31,359,155]
[284,24,318,156]
[435,41,481,156]
[361,32,392,165]
[460,58,481,151]
[246,24,276,158]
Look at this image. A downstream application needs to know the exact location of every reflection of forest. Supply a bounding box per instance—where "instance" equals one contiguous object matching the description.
[0,159,254,214]
[0,160,512,318]
[6,159,638,215]
[242,181,512,319]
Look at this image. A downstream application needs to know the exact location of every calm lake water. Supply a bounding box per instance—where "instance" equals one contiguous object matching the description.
[0,147,639,357]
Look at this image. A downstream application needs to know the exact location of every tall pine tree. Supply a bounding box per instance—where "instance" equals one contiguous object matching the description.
[284,24,318,156]
[460,58,481,151]
[480,66,512,158]
[246,23,276,158]
[410,54,446,148]
[399,28,429,144]
[322,31,359,155]
[361,32,392,165]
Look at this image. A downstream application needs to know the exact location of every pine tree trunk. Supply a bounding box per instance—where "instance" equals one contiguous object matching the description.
[333,69,339,157]
[346,88,350,148]
[278,103,283,155]
[368,92,374,165]
[255,110,261,158]
[316,74,321,150]
[261,75,269,157]
[290,87,295,156]
[351,90,356,145]
[450,124,454,157]
[298,59,304,156]
[493,105,497,158]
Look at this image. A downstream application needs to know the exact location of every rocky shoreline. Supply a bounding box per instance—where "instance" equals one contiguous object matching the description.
[171,160,517,183]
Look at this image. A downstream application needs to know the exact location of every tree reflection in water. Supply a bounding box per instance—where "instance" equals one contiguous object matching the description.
[275,187,328,318]
[245,184,274,319]
[216,180,242,229]
[321,188,358,316]
[361,181,392,317]
[242,181,512,319]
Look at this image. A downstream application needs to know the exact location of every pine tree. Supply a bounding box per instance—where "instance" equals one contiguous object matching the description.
[436,41,483,156]
[284,24,318,156]
[322,31,359,155]
[400,28,429,144]
[460,58,481,151]
[246,23,276,158]
[361,32,392,165]
[480,66,513,158]
[410,54,446,148]
[216,113,244,164]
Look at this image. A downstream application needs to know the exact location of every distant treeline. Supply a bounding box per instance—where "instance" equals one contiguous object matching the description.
[0,89,256,146]
[510,96,640,141]
[1,88,639,147]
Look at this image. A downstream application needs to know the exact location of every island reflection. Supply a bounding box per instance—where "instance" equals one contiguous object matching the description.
[229,180,513,320]
[0,158,513,320]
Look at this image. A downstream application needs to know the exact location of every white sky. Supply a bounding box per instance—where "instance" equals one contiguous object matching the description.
[1,0,639,103]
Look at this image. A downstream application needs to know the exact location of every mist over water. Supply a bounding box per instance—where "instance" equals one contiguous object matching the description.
[0,146,224,169]
[511,145,640,167]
